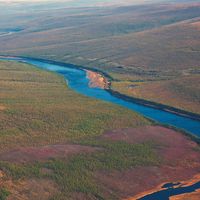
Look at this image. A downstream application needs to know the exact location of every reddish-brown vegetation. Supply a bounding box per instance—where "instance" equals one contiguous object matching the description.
[99,126,200,199]
[0,144,99,163]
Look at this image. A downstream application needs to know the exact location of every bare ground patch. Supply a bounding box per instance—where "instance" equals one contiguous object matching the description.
[86,70,109,89]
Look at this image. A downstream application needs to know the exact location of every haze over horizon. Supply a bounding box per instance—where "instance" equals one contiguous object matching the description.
[0,0,162,6]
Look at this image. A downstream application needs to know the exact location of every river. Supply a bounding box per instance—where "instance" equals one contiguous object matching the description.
[138,181,200,200]
[0,56,200,137]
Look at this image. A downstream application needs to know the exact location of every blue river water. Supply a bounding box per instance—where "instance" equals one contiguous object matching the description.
[1,56,200,137]
[138,181,200,200]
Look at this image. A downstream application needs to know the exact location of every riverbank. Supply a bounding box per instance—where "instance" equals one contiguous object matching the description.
[125,173,200,200]
[106,89,200,122]
[1,55,199,122]
[0,55,200,138]
[84,65,200,122]
[170,174,200,200]
[86,70,109,89]
[85,69,200,123]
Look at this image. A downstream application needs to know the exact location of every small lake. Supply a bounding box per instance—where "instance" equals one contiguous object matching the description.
[0,56,200,137]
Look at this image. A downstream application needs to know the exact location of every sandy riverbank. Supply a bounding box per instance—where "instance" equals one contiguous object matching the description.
[86,70,109,89]
[124,173,200,200]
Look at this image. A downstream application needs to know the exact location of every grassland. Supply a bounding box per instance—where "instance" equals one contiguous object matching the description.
[0,61,150,151]
[0,60,159,199]
[0,188,9,200]
[0,1,199,113]
[111,74,200,114]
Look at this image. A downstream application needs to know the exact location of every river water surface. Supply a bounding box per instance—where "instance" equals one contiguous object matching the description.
[1,56,200,137]
[138,181,200,200]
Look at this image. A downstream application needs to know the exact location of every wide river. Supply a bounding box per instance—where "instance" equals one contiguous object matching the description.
[1,56,200,137]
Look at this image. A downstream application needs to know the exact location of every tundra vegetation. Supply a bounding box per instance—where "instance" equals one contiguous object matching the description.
[0,0,200,199]
[0,1,200,113]
[0,61,158,199]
